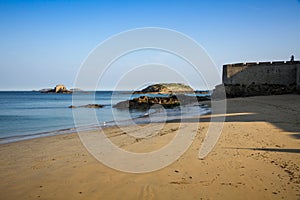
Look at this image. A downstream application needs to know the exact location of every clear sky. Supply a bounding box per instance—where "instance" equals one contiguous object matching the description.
[0,0,300,90]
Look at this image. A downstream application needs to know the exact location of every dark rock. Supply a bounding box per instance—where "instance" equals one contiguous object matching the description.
[69,104,104,108]
[113,100,130,109]
[113,95,210,110]
[83,104,104,108]
[195,90,210,94]
[39,88,53,93]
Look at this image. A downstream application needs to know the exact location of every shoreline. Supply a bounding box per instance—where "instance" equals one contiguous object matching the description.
[0,94,299,199]
[0,104,211,145]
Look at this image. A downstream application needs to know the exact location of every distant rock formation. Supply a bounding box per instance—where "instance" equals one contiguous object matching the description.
[69,88,83,93]
[68,104,104,108]
[40,84,72,94]
[39,88,53,93]
[113,95,210,110]
[133,83,194,94]
[54,85,67,93]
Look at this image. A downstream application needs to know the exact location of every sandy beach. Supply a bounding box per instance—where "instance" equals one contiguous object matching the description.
[0,94,299,200]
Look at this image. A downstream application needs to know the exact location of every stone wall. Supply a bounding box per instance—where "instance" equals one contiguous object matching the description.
[222,61,300,97]
[297,65,300,93]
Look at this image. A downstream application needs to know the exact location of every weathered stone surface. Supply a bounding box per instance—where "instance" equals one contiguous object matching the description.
[219,84,297,98]
[297,65,300,93]
[220,60,300,97]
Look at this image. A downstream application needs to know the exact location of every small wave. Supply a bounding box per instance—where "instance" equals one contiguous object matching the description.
[0,127,76,144]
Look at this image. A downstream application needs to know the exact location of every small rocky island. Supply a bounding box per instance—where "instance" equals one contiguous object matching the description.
[114,83,210,110]
[40,84,72,94]
[133,83,194,94]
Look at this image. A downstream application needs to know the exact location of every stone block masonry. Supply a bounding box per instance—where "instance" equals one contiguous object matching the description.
[297,65,300,93]
[221,61,300,97]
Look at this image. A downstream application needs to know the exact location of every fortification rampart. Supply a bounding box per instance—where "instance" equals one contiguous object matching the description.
[221,60,300,97]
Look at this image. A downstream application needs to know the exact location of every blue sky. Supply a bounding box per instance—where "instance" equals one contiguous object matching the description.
[0,0,300,90]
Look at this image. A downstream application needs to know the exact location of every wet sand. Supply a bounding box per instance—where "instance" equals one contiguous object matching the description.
[0,95,299,199]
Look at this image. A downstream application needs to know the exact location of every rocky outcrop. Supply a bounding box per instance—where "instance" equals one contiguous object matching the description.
[133,83,194,94]
[68,104,104,108]
[40,84,72,94]
[54,85,67,93]
[114,83,209,110]
[113,95,210,110]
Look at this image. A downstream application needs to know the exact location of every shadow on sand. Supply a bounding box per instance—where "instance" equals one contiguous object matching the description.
[163,95,300,154]
[225,147,300,154]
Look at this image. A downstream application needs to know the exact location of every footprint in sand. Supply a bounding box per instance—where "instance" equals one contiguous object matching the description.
[139,185,155,200]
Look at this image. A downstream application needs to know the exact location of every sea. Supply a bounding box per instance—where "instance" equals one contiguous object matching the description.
[0,91,210,144]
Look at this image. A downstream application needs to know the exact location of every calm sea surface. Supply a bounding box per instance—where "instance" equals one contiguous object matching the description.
[0,91,210,143]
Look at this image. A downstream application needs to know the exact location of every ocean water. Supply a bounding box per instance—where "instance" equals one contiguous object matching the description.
[0,91,210,143]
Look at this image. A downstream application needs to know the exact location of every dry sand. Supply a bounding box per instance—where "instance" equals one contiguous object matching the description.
[0,95,299,199]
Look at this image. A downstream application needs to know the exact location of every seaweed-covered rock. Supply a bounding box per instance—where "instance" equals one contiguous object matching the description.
[113,95,210,110]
